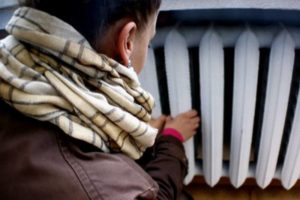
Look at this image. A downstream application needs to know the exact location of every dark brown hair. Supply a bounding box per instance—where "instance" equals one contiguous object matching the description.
[20,0,161,47]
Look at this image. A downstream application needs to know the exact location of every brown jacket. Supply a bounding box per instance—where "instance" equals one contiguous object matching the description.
[0,100,188,200]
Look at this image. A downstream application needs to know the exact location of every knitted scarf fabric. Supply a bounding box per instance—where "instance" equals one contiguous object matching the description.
[0,7,158,159]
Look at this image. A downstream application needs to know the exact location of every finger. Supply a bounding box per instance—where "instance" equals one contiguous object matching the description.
[158,115,167,122]
[189,117,200,124]
[162,114,168,119]
[166,116,172,121]
[185,109,198,117]
[189,130,197,137]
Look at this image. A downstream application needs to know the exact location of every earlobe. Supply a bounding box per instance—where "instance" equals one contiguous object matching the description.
[117,21,137,66]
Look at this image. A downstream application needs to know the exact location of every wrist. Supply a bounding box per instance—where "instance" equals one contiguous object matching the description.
[161,128,184,142]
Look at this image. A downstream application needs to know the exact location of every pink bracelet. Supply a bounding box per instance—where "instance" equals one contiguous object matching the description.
[161,128,184,142]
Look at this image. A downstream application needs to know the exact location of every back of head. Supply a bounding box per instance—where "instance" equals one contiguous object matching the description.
[19,0,161,49]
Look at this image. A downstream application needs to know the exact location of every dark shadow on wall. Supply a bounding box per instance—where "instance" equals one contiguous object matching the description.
[157,9,300,28]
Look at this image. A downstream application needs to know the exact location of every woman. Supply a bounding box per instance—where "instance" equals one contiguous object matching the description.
[0,0,200,199]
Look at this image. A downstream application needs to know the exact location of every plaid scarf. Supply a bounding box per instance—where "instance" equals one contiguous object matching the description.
[0,7,158,159]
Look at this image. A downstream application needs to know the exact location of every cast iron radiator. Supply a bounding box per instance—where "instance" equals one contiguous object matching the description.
[139,0,300,189]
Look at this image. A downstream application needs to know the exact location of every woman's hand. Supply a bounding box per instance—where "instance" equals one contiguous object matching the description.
[164,110,200,142]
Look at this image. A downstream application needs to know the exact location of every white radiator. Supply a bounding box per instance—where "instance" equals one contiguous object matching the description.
[139,23,300,189]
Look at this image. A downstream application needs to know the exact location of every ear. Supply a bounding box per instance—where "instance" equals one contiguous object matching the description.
[117,21,137,66]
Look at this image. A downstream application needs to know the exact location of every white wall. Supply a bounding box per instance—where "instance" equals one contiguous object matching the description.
[161,0,300,11]
[0,0,18,30]
[0,0,18,9]
[2,0,300,30]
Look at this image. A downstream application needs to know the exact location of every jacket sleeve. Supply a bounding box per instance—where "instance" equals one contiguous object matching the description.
[137,134,188,200]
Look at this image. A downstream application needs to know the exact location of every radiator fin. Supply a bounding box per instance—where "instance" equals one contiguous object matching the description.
[139,48,162,118]
[281,81,300,189]
[230,28,260,188]
[164,30,196,183]
[199,27,224,186]
[256,29,295,188]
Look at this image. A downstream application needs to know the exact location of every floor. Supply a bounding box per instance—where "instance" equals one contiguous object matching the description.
[185,177,300,200]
